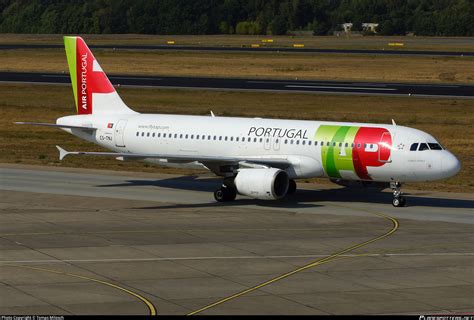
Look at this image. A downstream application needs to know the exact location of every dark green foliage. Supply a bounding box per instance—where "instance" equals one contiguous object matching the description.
[0,0,472,36]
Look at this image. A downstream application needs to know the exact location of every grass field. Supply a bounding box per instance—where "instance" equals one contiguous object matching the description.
[1,83,473,193]
[1,48,473,84]
[1,34,474,52]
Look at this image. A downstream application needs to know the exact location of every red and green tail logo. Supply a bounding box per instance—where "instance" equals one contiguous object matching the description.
[64,36,115,114]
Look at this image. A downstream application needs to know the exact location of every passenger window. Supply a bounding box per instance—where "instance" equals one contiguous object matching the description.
[146,132,149,137]
[224,136,228,141]
[136,132,139,136]
[333,142,336,147]
[357,143,361,148]
[141,132,144,137]
[351,143,354,148]
[326,142,330,146]
[230,137,234,141]
[219,136,222,141]
[290,140,294,145]
[208,135,211,140]
[254,138,257,142]
[345,143,348,147]
[307,141,311,146]
[259,138,263,143]
[284,139,288,144]
[428,143,442,150]
[419,143,429,151]
[275,138,279,144]
[191,135,194,139]
[152,133,155,137]
[157,133,161,138]
[339,142,342,147]
[296,140,300,145]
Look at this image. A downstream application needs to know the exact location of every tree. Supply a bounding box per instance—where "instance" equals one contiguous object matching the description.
[270,15,287,35]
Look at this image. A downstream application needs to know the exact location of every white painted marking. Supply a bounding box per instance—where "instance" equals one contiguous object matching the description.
[249,80,389,88]
[111,76,162,80]
[1,253,472,264]
[286,85,397,91]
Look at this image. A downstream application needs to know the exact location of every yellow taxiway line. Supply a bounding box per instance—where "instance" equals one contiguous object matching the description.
[2,264,157,316]
[188,207,399,315]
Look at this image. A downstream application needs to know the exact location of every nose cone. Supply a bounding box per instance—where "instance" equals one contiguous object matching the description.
[442,152,461,178]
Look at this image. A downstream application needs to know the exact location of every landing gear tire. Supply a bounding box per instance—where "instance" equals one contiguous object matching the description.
[390,181,406,207]
[214,186,237,202]
[392,196,406,207]
[287,179,297,195]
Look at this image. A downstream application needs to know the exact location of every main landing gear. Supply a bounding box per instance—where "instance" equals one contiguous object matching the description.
[391,181,406,207]
[214,178,237,202]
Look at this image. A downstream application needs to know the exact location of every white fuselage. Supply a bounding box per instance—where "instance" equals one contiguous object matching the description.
[57,113,461,183]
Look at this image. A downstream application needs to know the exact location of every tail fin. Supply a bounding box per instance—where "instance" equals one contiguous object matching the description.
[64,36,136,115]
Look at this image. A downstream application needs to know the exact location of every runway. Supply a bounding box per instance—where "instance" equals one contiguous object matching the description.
[1,43,473,57]
[1,164,473,315]
[2,71,473,98]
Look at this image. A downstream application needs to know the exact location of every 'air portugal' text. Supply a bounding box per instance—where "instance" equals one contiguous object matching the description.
[80,53,87,110]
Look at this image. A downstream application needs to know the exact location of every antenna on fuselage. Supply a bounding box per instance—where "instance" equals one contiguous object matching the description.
[391,119,397,126]
[210,110,216,117]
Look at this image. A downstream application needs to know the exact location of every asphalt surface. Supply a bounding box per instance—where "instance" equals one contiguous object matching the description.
[1,43,473,57]
[2,71,473,98]
[1,165,473,315]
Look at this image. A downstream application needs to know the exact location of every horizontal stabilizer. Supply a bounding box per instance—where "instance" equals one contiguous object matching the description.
[15,122,97,130]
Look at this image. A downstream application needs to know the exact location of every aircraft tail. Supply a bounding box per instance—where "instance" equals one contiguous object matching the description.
[64,36,136,115]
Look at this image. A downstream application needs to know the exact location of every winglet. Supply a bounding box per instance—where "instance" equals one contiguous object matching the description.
[391,119,397,126]
[56,145,69,161]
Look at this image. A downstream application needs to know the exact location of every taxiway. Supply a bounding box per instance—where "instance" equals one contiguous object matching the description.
[0,165,473,315]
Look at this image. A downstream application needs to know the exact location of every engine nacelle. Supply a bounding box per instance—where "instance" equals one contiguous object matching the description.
[234,168,289,200]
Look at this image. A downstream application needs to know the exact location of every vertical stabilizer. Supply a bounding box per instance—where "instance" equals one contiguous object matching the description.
[64,36,136,115]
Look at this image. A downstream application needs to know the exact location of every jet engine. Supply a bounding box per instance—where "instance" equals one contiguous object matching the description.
[234,168,289,200]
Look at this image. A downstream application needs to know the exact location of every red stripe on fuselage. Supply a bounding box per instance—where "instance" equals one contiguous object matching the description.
[352,127,392,180]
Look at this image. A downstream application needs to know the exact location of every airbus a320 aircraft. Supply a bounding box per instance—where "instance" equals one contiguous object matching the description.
[17,37,461,207]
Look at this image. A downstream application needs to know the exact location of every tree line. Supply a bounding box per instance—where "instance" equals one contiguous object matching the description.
[1,0,472,36]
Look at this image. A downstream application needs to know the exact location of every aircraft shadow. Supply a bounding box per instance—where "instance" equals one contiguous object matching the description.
[97,176,474,209]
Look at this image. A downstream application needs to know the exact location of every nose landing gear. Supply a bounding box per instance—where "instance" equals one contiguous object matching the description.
[390,181,406,207]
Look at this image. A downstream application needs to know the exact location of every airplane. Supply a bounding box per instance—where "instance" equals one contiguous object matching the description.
[16,36,461,207]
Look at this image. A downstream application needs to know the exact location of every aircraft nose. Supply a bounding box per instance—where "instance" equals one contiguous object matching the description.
[442,152,461,178]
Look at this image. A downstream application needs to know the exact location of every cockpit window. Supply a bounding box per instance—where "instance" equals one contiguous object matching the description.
[418,143,429,151]
[428,143,443,150]
[410,143,418,151]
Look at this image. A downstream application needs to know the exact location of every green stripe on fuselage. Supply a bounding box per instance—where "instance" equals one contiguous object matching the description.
[315,125,359,178]
[64,36,77,112]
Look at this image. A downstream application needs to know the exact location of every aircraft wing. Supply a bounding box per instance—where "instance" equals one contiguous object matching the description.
[56,146,290,168]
